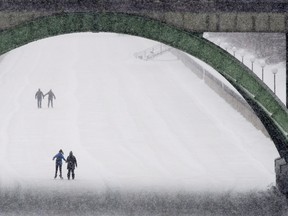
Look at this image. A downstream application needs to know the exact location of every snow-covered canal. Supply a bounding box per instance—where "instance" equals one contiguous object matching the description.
[0,33,279,193]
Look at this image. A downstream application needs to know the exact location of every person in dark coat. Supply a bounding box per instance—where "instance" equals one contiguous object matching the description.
[35,88,44,108]
[44,89,56,108]
[52,149,66,179]
[66,151,77,180]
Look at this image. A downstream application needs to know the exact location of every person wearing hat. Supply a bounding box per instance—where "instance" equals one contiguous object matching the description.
[66,151,78,180]
[52,149,66,179]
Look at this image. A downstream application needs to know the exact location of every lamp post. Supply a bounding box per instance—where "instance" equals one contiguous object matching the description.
[272,68,278,94]
[232,46,237,57]
[240,52,245,63]
[259,60,266,81]
[250,56,255,72]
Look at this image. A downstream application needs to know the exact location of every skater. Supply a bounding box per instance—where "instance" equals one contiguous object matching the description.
[44,89,56,108]
[66,151,77,180]
[35,88,44,108]
[52,149,66,179]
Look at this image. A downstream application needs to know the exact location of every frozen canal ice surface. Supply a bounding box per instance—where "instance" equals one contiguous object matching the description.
[0,33,284,215]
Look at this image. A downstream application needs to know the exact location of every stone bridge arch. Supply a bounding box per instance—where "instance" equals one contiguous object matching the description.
[1,12,288,160]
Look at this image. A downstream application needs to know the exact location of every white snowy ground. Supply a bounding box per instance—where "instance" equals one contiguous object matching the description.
[0,33,280,193]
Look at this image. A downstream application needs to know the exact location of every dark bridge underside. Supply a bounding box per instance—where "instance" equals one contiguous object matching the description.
[0,12,288,160]
[0,1,287,33]
[0,0,288,13]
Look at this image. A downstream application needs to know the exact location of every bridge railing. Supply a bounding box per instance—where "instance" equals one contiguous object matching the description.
[134,43,171,61]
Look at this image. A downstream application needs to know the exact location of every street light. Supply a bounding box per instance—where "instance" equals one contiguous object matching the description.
[240,51,245,63]
[259,60,266,81]
[272,68,278,94]
[250,56,256,72]
[232,46,237,57]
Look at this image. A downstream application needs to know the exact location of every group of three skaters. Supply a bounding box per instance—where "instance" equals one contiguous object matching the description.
[53,149,78,180]
[35,88,56,108]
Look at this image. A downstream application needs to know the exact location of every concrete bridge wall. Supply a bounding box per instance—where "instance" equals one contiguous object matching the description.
[0,1,287,32]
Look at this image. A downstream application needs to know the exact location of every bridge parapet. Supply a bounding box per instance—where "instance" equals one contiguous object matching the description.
[0,1,287,13]
[0,1,287,32]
